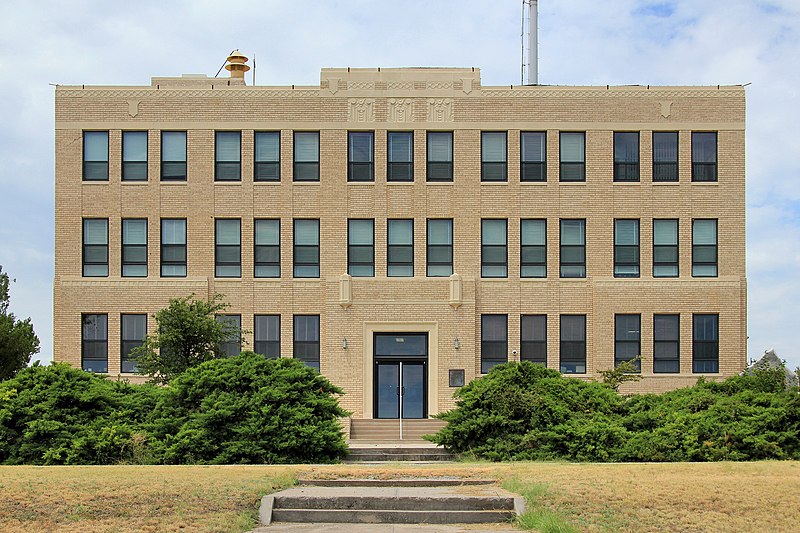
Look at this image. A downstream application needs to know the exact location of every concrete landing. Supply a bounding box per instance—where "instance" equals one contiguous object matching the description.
[253,523,520,532]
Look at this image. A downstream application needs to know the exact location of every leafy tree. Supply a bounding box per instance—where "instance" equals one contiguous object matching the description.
[598,356,643,392]
[0,266,40,381]
[132,293,241,384]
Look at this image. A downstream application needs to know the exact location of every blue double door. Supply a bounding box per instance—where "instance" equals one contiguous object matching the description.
[374,333,428,419]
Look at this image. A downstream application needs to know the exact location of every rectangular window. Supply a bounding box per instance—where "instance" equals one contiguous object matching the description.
[121,218,147,277]
[161,131,187,181]
[348,131,374,182]
[293,219,320,277]
[653,219,679,277]
[692,132,717,182]
[560,315,586,374]
[481,131,507,181]
[121,314,146,373]
[294,315,320,370]
[653,131,678,182]
[293,131,319,181]
[521,131,546,182]
[82,314,108,373]
[614,132,640,182]
[254,131,280,181]
[692,219,718,277]
[387,219,414,277]
[427,219,453,276]
[560,219,586,278]
[614,219,640,277]
[521,219,546,278]
[521,314,547,364]
[215,219,241,277]
[254,315,280,359]
[83,218,108,277]
[481,219,507,277]
[215,131,241,181]
[348,219,375,276]
[160,219,186,277]
[654,314,680,373]
[427,131,453,182]
[83,131,109,181]
[122,131,148,181]
[254,219,280,278]
[481,314,508,373]
[216,315,241,357]
[693,314,719,373]
[559,132,585,182]
[615,314,641,371]
[387,131,413,182]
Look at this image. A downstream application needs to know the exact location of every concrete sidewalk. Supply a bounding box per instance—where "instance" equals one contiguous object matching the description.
[253,523,520,532]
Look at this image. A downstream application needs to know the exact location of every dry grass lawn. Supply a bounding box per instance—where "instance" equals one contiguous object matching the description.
[1,462,798,532]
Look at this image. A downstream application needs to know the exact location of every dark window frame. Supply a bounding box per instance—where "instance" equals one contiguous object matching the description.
[520,131,547,182]
[121,218,147,278]
[387,131,414,182]
[560,219,586,278]
[654,314,680,373]
[83,218,109,277]
[348,131,375,182]
[559,131,585,182]
[426,218,453,277]
[122,130,148,181]
[160,130,187,181]
[614,314,641,371]
[692,131,718,182]
[521,219,547,278]
[652,131,678,182]
[294,314,320,371]
[83,130,109,181]
[481,314,508,374]
[215,218,241,278]
[254,314,281,359]
[120,313,146,373]
[521,314,547,364]
[348,218,375,277]
[653,219,679,277]
[613,131,640,182]
[481,131,508,182]
[216,314,242,357]
[614,219,640,278]
[160,218,187,277]
[387,219,414,277]
[215,131,242,181]
[693,313,719,373]
[254,219,280,278]
[82,313,108,373]
[293,219,320,278]
[426,131,454,182]
[692,219,718,277]
[481,218,508,278]
[560,314,586,374]
[293,131,320,182]
[254,131,281,182]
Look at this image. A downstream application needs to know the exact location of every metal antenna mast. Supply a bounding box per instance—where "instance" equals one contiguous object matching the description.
[521,0,539,85]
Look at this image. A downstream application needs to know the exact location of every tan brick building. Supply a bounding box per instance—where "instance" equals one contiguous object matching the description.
[54,56,746,420]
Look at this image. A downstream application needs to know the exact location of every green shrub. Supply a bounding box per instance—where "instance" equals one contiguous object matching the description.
[148,352,350,464]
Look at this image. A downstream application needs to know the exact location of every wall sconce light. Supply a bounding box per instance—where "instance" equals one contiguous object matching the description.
[342,337,347,350]
[454,337,460,350]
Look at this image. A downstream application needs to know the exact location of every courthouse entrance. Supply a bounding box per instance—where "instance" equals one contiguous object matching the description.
[373,333,428,419]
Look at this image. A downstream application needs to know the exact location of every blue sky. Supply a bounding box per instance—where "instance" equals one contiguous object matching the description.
[0,0,797,370]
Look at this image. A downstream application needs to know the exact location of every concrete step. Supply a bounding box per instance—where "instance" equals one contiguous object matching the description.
[270,509,515,524]
[346,446,455,462]
[349,418,446,442]
[297,478,496,487]
[274,495,514,511]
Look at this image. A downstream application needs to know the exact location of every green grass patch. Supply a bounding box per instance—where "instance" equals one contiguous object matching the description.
[502,476,578,533]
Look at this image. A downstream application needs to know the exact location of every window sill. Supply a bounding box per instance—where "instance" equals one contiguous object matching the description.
[612,181,641,185]
[254,180,282,185]
[558,181,587,185]
[160,180,188,185]
[558,276,589,282]
[292,181,320,186]
[121,180,149,186]
[386,181,415,186]
[690,181,719,186]
[520,277,548,282]
[214,181,243,186]
[480,277,509,281]
[214,277,242,281]
[520,181,548,186]
[652,181,680,186]
[347,181,376,186]
[82,180,109,185]
[480,181,509,186]
[426,181,454,186]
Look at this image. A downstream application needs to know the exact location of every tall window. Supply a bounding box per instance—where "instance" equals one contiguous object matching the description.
[614,132,639,181]
[293,219,320,277]
[693,314,719,373]
[121,314,146,373]
[293,132,319,181]
[560,315,586,374]
[481,219,507,277]
[348,219,374,276]
[427,132,453,182]
[83,219,108,277]
[654,314,680,373]
[215,219,241,277]
[692,132,717,182]
[121,218,147,277]
[614,219,640,277]
[122,131,148,181]
[161,131,187,181]
[653,132,678,181]
[521,219,546,278]
[216,315,241,357]
[83,131,108,181]
[254,315,280,359]
[481,131,507,181]
[348,131,374,181]
[521,315,547,364]
[521,131,546,182]
[215,131,241,181]
[559,132,585,182]
[427,219,453,276]
[653,219,679,277]
[692,219,718,277]
[82,314,108,373]
[615,314,641,371]
[254,219,280,278]
[160,219,187,277]
[387,219,413,277]
[387,131,413,182]
[254,131,280,181]
[481,314,508,373]
[560,219,586,278]
[294,315,320,370]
